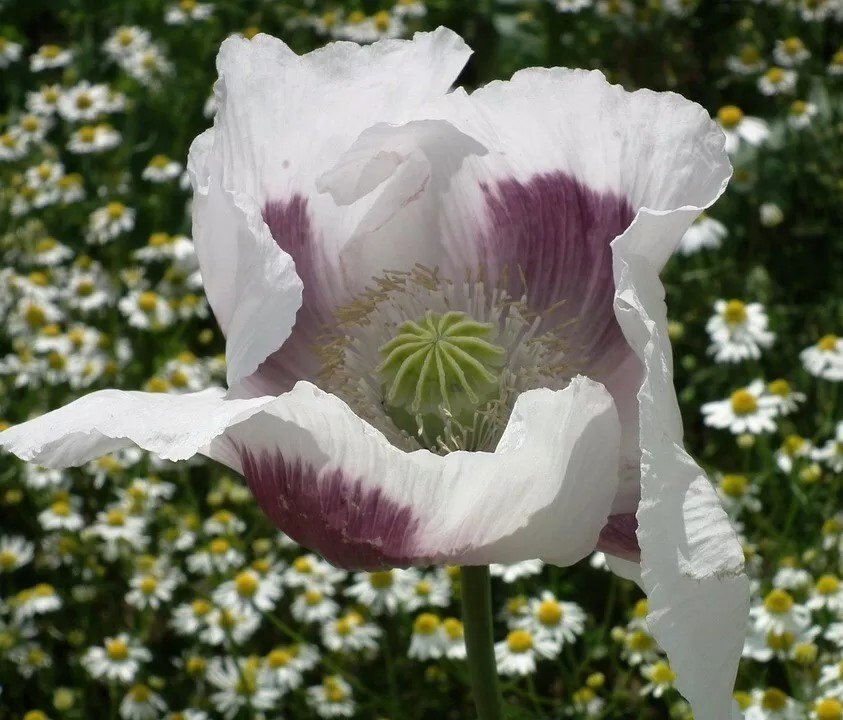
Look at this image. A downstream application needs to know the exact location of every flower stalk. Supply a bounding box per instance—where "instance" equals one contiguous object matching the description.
[460,565,505,720]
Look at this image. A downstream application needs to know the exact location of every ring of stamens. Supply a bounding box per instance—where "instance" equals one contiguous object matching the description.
[318,266,583,454]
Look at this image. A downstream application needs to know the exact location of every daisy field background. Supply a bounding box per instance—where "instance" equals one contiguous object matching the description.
[0,1,842,719]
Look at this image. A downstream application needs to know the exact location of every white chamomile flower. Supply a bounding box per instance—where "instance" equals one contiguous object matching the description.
[706,300,774,363]
[214,568,283,613]
[186,538,243,575]
[764,379,805,416]
[774,38,810,67]
[67,123,121,154]
[408,613,446,660]
[321,610,381,653]
[142,154,182,182]
[344,569,417,615]
[306,675,355,718]
[104,26,152,61]
[291,588,339,623]
[745,687,802,720]
[202,509,247,536]
[640,660,677,698]
[772,566,812,591]
[0,535,35,572]
[490,559,544,583]
[125,569,179,610]
[759,202,784,228]
[81,634,151,683]
[208,657,280,720]
[801,335,843,381]
[518,591,586,646]
[442,617,467,659]
[403,570,452,611]
[787,100,818,129]
[678,212,727,254]
[0,37,22,67]
[716,105,769,154]
[263,647,304,691]
[88,202,136,244]
[118,290,175,330]
[87,507,148,559]
[751,589,811,636]
[119,684,167,720]
[283,554,346,591]
[30,44,73,71]
[742,623,819,663]
[201,606,262,646]
[11,583,62,620]
[813,422,843,472]
[165,0,214,25]
[495,628,558,676]
[758,67,797,96]
[38,496,84,531]
[701,380,778,435]
[807,574,843,613]
[716,474,762,515]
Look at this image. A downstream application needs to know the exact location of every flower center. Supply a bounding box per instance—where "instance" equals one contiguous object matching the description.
[267,649,292,667]
[722,299,747,324]
[369,570,394,589]
[818,334,838,351]
[717,105,744,129]
[766,631,794,650]
[648,661,675,684]
[730,389,757,416]
[413,613,440,635]
[443,618,463,640]
[138,576,157,595]
[815,699,843,720]
[763,589,794,615]
[321,268,576,454]
[720,474,747,497]
[537,600,563,626]
[234,572,258,598]
[506,629,533,654]
[106,638,129,661]
[816,574,840,595]
[377,310,505,444]
[761,688,788,711]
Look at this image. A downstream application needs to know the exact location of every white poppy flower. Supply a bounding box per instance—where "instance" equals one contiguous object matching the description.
[0,28,747,720]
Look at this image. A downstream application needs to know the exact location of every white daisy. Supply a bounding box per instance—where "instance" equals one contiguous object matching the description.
[495,628,558,676]
[81,634,151,683]
[716,105,769,154]
[678,213,727,254]
[801,335,843,381]
[701,381,778,434]
[706,300,774,363]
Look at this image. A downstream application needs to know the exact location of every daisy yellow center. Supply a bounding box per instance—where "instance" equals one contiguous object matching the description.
[415,580,431,596]
[78,126,96,143]
[815,699,843,720]
[51,500,70,516]
[414,613,441,635]
[137,292,158,313]
[722,299,747,324]
[783,37,803,54]
[106,638,129,661]
[818,334,838,351]
[648,661,675,684]
[105,201,125,219]
[537,599,563,626]
[180,0,197,10]
[293,557,312,573]
[765,67,785,84]
[506,629,533,654]
[767,379,790,397]
[0,551,18,568]
[106,509,125,526]
[765,630,794,650]
[790,100,807,116]
[369,570,394,589]
[234,572,258,598]
[761,688,788,711]
[21,117,39,132]
[720,474,747,497]
[42,45,61,58]
[443,618,463,640]
[633,599,648,618]
[373,10,391,31]
[730,389,757,416]
[149,154,170,169]
[129,684,150,702]
[76,279,95,296]
[816,574,840,595]
[377,310,505,441]
[75,93,93,110]
[267,648,292,667]
[763,589,794,615]
[209,538,229,555]
[304,589,322,606]
[717,106,744,129]
[626,630,654,652]
[782,435,805,454]
[138,576,157,594]
[192,599,211,616]
[334,618,353,636]
[347,10,366,23]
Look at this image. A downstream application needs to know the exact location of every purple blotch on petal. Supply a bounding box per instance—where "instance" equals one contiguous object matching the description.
[239,446,423,570]
[596,512,640,562]
[480,171,635,380]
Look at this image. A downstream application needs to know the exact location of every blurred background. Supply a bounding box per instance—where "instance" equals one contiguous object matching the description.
[1,1,842,719]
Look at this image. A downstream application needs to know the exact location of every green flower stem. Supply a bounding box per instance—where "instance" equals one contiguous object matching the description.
[460,565,505,720]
